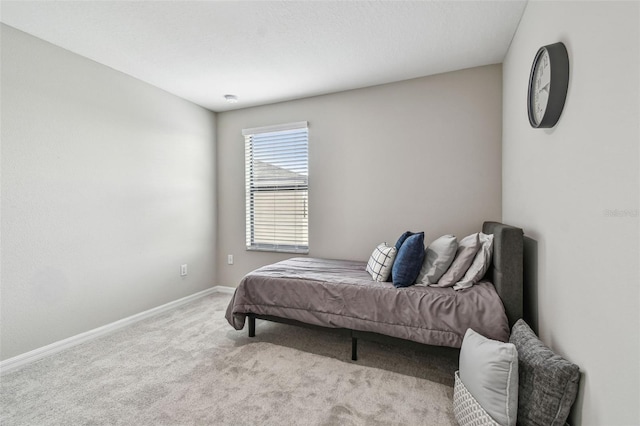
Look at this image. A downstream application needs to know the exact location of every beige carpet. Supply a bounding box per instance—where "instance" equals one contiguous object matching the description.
[1,292,458,425]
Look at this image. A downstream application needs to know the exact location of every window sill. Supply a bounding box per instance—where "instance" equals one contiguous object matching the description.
[246,246,309,255]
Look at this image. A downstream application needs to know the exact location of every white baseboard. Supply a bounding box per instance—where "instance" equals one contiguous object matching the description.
[0,286,230,375]
[211,285,235,294]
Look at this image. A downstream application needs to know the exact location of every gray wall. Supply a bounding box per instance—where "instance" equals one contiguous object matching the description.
[217,65,503,286]
[0,25,217,360]
[502,2,639,425]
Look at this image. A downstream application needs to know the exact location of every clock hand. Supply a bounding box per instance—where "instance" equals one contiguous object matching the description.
[538,82,550,93]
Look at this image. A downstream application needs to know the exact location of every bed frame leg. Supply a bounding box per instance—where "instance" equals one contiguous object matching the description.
[248,315,256,338]
[351,337,358,361]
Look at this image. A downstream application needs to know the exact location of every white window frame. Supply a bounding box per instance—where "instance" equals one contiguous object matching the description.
[243,121,309,254]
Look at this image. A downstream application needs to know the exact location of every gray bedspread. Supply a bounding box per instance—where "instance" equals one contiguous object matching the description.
[225,257,509,348]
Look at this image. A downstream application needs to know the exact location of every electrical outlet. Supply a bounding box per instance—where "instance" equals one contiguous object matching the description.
[227,255,234,265]
[180,264,188,276]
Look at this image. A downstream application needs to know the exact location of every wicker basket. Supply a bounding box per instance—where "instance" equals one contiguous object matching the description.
[453,371,500,426]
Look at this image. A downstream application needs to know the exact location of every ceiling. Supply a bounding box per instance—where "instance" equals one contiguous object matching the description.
[0,1,527,112]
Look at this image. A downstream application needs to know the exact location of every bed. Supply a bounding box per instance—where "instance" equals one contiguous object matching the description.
[225,221,523,360]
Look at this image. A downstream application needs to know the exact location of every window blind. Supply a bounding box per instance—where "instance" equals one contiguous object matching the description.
[244,122,309,253]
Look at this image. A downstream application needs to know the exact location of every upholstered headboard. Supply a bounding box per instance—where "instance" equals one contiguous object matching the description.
[482,221,524,328]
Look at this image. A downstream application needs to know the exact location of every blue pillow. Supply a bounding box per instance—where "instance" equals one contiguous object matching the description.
[394,231,414,252]
[390,231,415,281]
[392,232,425,288]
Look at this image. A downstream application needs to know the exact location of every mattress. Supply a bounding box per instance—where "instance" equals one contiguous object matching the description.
[225,257,509,348]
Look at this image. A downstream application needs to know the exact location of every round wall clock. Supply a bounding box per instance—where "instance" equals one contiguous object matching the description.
[527,42,569,128]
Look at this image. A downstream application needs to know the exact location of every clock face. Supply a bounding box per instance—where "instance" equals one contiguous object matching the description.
[532,49,551,125]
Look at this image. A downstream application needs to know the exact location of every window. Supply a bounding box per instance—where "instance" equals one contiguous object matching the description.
[243,121,308,253]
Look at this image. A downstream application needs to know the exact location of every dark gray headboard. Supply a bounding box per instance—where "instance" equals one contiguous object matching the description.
[482,221,524,328]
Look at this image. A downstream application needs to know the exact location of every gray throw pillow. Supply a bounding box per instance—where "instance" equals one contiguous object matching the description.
[416,235,458,284]
[431,233,480,288]
[510,319,580,426]
[459,328,519,426]
[454,232,494,290]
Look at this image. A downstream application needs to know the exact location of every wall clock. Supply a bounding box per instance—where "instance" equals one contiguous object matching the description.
[527,42,569,128]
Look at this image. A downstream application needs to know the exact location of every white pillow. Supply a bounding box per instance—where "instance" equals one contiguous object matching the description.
[366,243,397,282]
[459,328,518,426]
[454,233,494,290]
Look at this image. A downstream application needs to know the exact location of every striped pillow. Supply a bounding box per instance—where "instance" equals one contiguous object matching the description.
[366,243,397,282]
